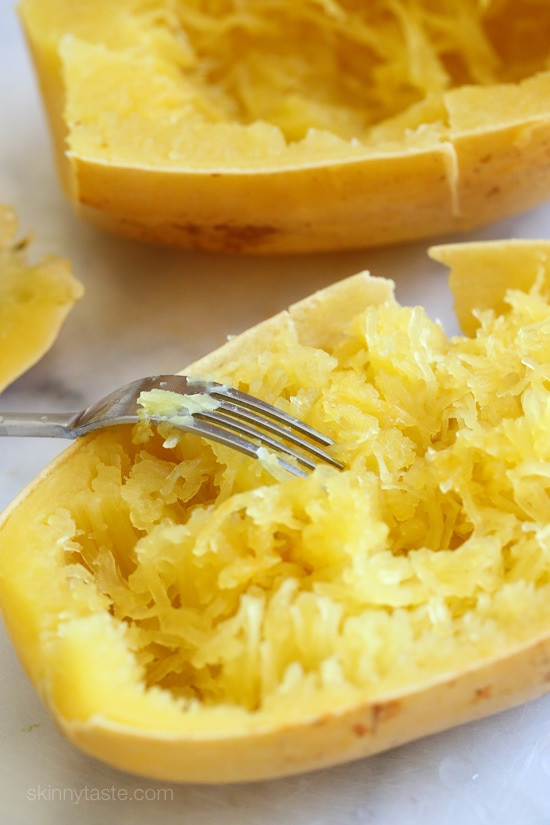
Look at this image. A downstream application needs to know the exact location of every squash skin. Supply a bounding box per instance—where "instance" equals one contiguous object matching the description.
[1,243,550,782]
[18,0,550,253]
[429,239,550,337]
[69,93,550,254]
[52,639,550,782]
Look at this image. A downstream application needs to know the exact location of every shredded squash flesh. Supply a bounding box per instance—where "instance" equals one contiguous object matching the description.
[52,277,550,715]
[37,0,550,163]
[162,0,550,140]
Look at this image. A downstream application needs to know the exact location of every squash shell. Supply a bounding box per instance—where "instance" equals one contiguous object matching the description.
[1,241,550,782]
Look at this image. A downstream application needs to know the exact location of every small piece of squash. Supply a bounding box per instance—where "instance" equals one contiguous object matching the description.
[0,240,550,782]
[0,205,83,393]
[18,0,550,253]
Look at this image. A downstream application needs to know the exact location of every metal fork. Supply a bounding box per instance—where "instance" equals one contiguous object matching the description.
[0,375,343,477]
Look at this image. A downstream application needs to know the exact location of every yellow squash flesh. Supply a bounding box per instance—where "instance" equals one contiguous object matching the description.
[18,0,550,253]
[1,241,550,782]
[0,205,83,393]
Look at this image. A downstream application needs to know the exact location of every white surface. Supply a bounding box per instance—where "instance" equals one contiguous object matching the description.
[1,1,550,822]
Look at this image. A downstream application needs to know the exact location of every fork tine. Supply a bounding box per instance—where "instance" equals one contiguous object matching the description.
[167,415,310,478]
[209,384,335,446]
[192,408,319,470]
[175,379,343,470]
[196,404,342,469]
[143,377,343,472]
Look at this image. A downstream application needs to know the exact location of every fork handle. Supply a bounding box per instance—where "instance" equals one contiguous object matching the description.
[0,412,75,438]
